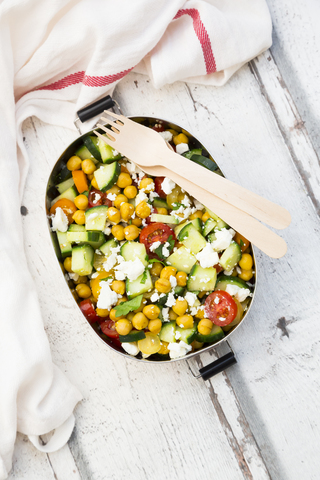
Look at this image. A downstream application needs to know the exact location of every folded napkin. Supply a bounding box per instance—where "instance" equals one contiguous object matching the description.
[0,0,272,477]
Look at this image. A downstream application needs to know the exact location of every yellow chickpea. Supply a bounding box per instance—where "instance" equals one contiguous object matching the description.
[124,225,140,241]
[87,174,94,181]
[189,211,203,220]
[106,185,121,195]
[239,253,253,271]
[96,308,110,317]
[202,212,211,222]
[132,217,142,227]
[195,308,205,319]
[111,280,126,295]
[148,319,162,334]
[117,297,127,305]
[169,309,178,321]
[155,278,171,294]
[72,210,86,225]
[117,172,132,189]
[115,319,132,336]
[135,201,151,219]
[158,341,169,355]
[107,207,121,224]
[173,133,189,145]
[111,225,125,241]
[123,185,137,199]
[150,262,163,277]
[74,194,88,210]
[114,194,128,209]
[139,177,154,192]
[176,271,187,287]
[120,202,135,222]
[64,257,72,273]
[132,312,148,330]
[82,158,96,175]
[73,275,88,285]
[157,208,168,215]
[143,304,160,320]
[176,315,194,329]
[198,318,213,336]
[160,266,177,280]
[192,340,204,350]
[91,177,99,189]
[172,299,188,317]
[66,155,82,171]
[238,269,254,281]
[110,308,124,321]
[127,312,135,322]
[76,283,92,299]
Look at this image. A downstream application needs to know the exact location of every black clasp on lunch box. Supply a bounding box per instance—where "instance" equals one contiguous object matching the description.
[77,95,115,122]
[188,341,237,381]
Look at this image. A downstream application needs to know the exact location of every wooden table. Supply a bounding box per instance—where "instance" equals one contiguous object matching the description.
[10,1,320,478]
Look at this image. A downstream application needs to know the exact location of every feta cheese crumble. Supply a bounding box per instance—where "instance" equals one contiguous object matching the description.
[162,242,171,257]
[225,284,252,302]
[196,243,219,268]
[168,341,192,359]
[161,177,176,195]
[210,228,235,252]
[169,275,177,288]
[185,291,198,307]
[51,207,68,233]
[150,292,160,303]
[158,130,173,142]
[149,241,161,252]
[97,281,118,310]
[175,143,189,155]
[114,258,145,281]
[122,342,139,356]
[165,291,176,307]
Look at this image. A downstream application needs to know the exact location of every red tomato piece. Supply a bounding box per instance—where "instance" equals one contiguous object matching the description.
[140,223,176,255]
[100,319,119,339]
[88,188,104,208]
[204,291,238,327]
[152,123,165,132]
[154,177,167,198]
[79,299,100,324]
[214,263,223,274]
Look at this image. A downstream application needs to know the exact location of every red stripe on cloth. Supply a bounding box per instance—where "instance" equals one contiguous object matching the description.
[34,67,134,91]
[174,8,216,74]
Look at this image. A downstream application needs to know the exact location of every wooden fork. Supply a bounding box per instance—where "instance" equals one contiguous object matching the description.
[94,111,291,231]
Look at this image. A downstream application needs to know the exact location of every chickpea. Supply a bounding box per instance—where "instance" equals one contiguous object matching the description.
[155,278,171,294]
[74,194,88,210]
[123,185,137,199]
[91,177,99,189]
[172,299,188,316]
[74,275,88,285]
[169,309,178,321]
[238,269,253,281]
[160,266,177,280]
[115,319,132,336]
[82,158,96,175]
[135,201,151,219]
[76,283,92,299]
[166,186,181,209]
[198,291,206,299]
[87,174,94,181]
[134,298,147,313]
[121,164,129,173]
[117,297,127,305]
[158,341,169,355]
[195,308,205,319]
[70,289,79,301]
[72,210,86,225]
[176,314,194,329]
[157,207,168,215]
[111,280,126,295]
[202,212,211,222]
[107,207,121,224]
[148,318,162,334]
[150,262,163,277]
[167,129,178,136]
[175,271,187,287]
[114,194,128,209]
[231,269,238,277]
[106,185,121,195]
[143,304,160,320]
[110,308,124,321]
[127,312,135,322]
[139,177,154,192]
[117,172,132,189]
[173,133,189,145]
[67,155,82,171]
[89,295,97,305]
[198,318,213,336]
[132,312,148,330]
[111,225,125,241]
[189,211,203,220]
[239,253,253,271]
[192,340,204,350]
[132,217,142,227]
[120,202,135,222]
[63,257,72,273]
[96,308,110,317]
[123,225,140,241]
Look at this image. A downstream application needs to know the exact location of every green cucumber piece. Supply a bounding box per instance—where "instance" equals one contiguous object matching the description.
[174,218,202,236]
[119,330,146,343]
[183,148,202,159]
[150,214,179,225]
[177,223,206,254]
[67,231,105,249]
[85,205,109,231]
[219,242,242,272]
[176,325,197,345]
[202,218,217,237]
[56,231,72,258]
[156,286,185,306]
[206,208,229,230]
[187,264,217,292]
[196,324,225,343]
[94,162,121,191]
[100,238,118,255]
[120,241,148,266]
[75,145,95,161]
[54,163,72,184]
[83,136,102,162]
[215,275,250,291]
[71,244,94,276]
[126,270,153,299]
[166,246,197,273]
[51,186,77,207]
[68,224,85,232]
[159,321,176,343]
[56,177,75,194]
[153,197,169,209]
[189,154,218,172]
[98,135,122,163]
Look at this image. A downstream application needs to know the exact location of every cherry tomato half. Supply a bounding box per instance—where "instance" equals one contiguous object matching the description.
[88,188,112,208]
[79,299,100,324]
[154,177,167,198]
[100,319,119,339]
[152,123,165,132]
[204,291,238,327]
[50,198,77,224]
[139,223,176,256]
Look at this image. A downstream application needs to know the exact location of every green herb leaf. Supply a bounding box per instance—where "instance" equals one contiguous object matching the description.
[240,239,244,247]
[145,254,149,262]
[154,235,175,260]
[171,202,183,210]
[148,259,166,266]
[114,295,143,318]
[140,269,148,284]
[100,276,113,282]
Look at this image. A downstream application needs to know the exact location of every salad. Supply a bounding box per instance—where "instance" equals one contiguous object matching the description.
[48,119,255,360]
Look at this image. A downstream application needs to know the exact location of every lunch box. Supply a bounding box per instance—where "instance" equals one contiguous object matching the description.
[46,95,257,381]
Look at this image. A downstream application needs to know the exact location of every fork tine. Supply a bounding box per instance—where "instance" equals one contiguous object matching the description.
[94,129,116,143]
[97,122,119,136]
[103,110,126,121]
[99,117,122,130]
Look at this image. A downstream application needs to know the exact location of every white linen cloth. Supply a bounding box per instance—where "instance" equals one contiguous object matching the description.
[0,0,272,477]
